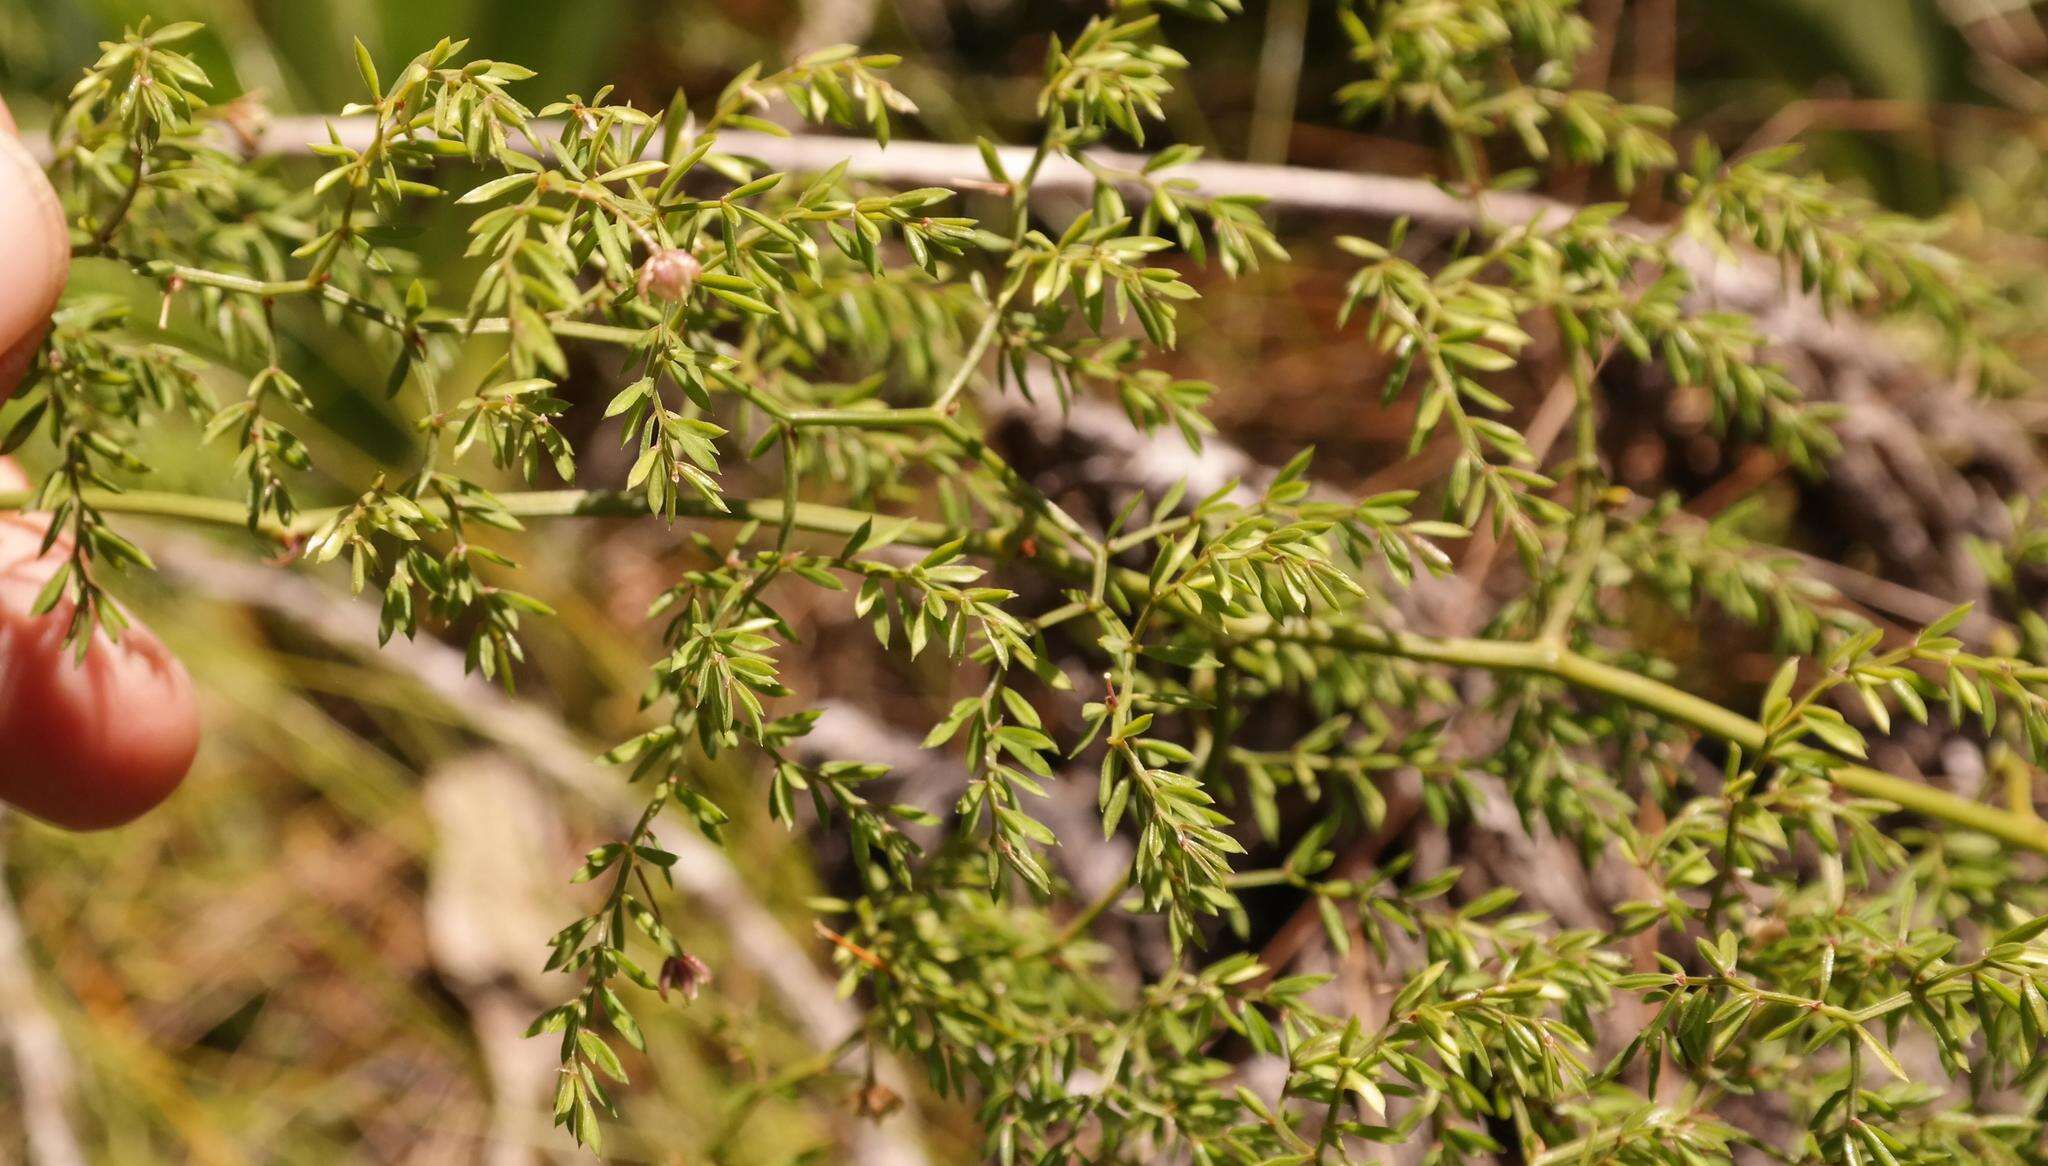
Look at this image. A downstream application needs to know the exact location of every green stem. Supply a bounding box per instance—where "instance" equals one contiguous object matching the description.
[1254,618,2048,853]
[786,406,937,430]
[88,138,148,250]
[1537,514,1604,645]
[7,485,2045,855]
[925,115,1054,412]
[1021,870,1132,959]
[1224,868,1298,890]
[930,278,1019,412]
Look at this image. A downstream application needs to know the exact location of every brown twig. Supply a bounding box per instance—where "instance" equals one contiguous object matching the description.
[0,821,87,1166]
[24,117,1958,394]
[151,538,932,1166]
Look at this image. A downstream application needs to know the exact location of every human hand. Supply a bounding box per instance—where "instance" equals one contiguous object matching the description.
[0,97,199,830]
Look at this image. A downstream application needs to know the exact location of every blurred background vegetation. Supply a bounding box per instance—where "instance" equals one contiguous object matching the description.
[4,1,2048,1162]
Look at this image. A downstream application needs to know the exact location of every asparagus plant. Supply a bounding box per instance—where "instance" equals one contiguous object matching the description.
[9,3,2048,1161]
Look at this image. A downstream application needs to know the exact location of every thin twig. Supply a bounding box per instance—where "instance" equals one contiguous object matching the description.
[29,118,1934,387]
[0,820,87,1166]
[1247,0,1309,164]
[149,538,932,1166]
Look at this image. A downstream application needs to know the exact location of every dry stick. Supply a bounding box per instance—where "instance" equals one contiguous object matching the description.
[0,822,87,1166]
[1790,552,2011,642]
[1008,351,2026,977]
[1251,783,1419,989]
[38,120,1992,612]
[1255,349,1588,981]
[1683,447,1786,520]
[1673,450,2014,645]
[1247,0,1310,164]
[146,537,930,1166]
[998,334,2026,980]
[1444,350,1593,619]
[30,118,1926,386]
[34,117,1565,225]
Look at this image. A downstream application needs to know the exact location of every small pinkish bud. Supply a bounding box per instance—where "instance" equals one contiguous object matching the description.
[637,248,702,304]
[657,951,712,1002]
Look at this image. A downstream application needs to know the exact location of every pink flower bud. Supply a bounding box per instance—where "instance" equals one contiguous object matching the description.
[637,247,702,304]
[657,951,712,1002]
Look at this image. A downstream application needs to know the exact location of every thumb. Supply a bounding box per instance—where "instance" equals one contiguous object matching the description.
[0,96,70,397]
[0,108,198,829]
[0,453,202,828]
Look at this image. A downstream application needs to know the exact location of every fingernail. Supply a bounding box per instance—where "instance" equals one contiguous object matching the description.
[0,128,69,376]
[0,322,47,396]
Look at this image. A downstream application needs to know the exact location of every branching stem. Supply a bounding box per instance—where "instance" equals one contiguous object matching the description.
[7,484,2043,854]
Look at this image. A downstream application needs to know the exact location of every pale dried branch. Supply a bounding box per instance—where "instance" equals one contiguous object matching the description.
[32,117,1944,385]
[151,538,931,1166]
[0,823,86,1166]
